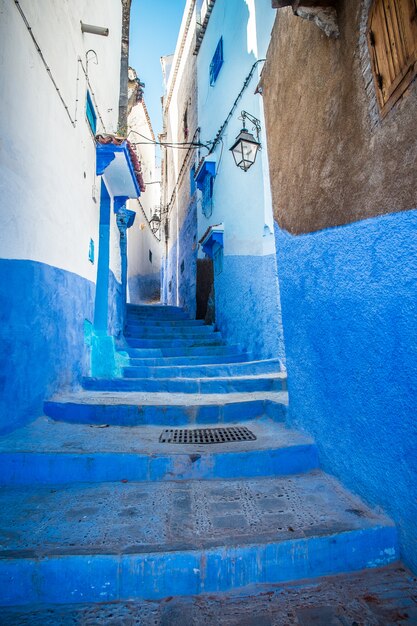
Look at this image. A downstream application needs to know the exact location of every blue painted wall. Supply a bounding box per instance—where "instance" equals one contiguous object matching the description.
[108,270,123,339]
[274,209,417,571]
[128,272,161,304]
[0,260,94,434]
[164,200,197,318]
[215,254,286,363]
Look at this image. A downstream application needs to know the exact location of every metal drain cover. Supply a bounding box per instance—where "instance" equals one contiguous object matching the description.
[159,426,256,444]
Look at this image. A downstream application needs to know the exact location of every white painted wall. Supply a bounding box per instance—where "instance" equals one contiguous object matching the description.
[127,97,162,299]
[196,0,276,257]
[0,0,122,282]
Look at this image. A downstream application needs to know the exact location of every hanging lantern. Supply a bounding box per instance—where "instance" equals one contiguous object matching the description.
[230,110,261,172]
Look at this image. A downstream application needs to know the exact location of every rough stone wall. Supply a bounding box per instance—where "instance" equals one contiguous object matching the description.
[261,1,417,234]
[274,210,417,573]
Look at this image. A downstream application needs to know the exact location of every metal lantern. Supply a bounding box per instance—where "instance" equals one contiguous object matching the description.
[149,213,161,234]
[230,111,261,172]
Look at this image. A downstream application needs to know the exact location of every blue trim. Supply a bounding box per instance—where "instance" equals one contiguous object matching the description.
[94,180,111,331]
[114,196,129,214]
[95,142,141,198]
[86,91,97,134]
[195,160,216,191]
[88,239,94,264]
[201,230,223,258]
[209,37,224,86]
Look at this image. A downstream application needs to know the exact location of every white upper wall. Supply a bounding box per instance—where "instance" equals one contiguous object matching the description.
[0,0,122,281]
[127,97,162,283]
[196,0,276,256]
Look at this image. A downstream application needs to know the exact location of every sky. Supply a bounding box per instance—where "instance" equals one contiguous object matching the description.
[129,0,187,138]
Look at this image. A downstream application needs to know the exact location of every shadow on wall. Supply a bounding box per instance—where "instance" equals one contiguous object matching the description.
[274,209,417,572]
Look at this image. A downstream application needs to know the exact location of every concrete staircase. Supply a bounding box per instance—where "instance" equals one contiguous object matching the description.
[0,304,402,612]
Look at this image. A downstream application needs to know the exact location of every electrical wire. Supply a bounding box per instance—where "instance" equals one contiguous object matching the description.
[128,129,211,150]
[208,58,265,154]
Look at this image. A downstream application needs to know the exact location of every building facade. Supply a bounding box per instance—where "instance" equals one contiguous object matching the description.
[127,68,162,304]
[261,0,417,571]
[161,0,286,364]
[0,0,141,433]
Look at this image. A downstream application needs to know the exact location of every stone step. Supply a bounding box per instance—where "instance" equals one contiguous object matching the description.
[125,318,206,327]
[124,324,216,337]
[122,358,282,378]
[125,335,224,348]
[126,307,189,321]
[4,565,414,623]
[83,373,285,394]
[126,353,254,366]
[120,344,244,358]
[0,471,398,605]
[0,418,313,485]
[43,391,287,426]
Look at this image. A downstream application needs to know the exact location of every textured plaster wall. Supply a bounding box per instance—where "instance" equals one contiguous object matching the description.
[0,260,94,434]
[161,0,198,312]
[127,95,162,304]
[274,210,417,571]
[261,1,417,234]
[216,254,285,363]
[0,0,121,278]
[194,0,284,358]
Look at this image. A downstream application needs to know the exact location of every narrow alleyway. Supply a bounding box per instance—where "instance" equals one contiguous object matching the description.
[1,303,416,622]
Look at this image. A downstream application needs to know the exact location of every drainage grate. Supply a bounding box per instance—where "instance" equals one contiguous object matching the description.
[159,426,256,444]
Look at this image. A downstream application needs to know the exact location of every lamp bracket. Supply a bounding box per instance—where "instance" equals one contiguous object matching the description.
[239,110,261,140]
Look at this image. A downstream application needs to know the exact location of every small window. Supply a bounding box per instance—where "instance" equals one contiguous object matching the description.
[368,0,417,117]
[209,37,224,86]
[88,238,94,264]
[202,173,214,218]
[190,165,196,195]
[183,105,189,140]
[181,260,185,274]
[86,91,97,134]
[149,250,153,263]
[213,246,223,276]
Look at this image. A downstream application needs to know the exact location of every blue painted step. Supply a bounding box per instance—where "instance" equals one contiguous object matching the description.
[124,325,216,337]
[120,344,244,358]
[43,392,287,426]
[125,353,254,366]
[83,374,284,394]
[126,318,206,327]
[0,418,315,485]
[0,472,398,605]
[125,335,224,348]
[122,358,282,378]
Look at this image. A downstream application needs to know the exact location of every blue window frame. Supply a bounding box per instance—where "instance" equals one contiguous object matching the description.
[190,165,196,195]
[209,37,223,86]
[86,90,97,134]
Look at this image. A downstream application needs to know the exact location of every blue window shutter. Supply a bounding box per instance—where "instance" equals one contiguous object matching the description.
[86,91,97,134]
[209,37,223,86]
[190,165,196,195]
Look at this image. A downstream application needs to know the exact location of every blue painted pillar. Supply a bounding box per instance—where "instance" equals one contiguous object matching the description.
[116,202,136,331]
[94,180,111,332]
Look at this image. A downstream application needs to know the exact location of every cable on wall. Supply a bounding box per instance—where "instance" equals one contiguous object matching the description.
[14,1,108,133]
[14,0,76,127]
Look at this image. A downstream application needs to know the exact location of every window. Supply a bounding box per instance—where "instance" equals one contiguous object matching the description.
[209,37,224,86]
[86,90,97,134]
[190,165,196,195]
[367,0,417,117]
[181,260,185,274]
[183,105,189,140]
[149,250,153,263]
[202,172,214,218]
[213,245,223,275]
